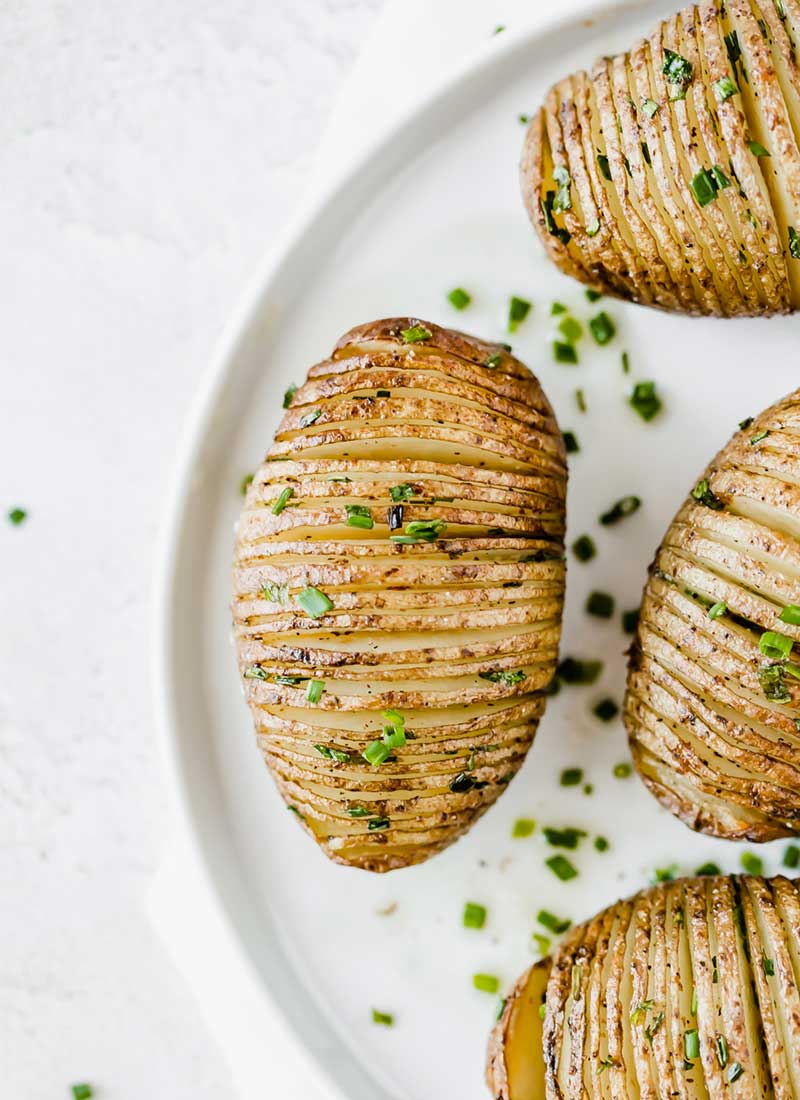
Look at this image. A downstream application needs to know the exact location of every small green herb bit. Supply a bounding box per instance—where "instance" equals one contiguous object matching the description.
[622,351,630,374]
[283,383,297,409]
[594,836,609,852]
[586,591,614,619]
[345,504,374,529]
[600,495,641,525]
[750,427,770,444]
[684,1028,700,1060]
[558,657,603,685]
[537,909,572,934]
[642,97,660,117]
[714,74,738,100]
[240,474,254,496]
[513,818,536,838]
[401,323,432,343]
[572,534,596,562]
[391,519,446,544]
[299,407,322,428]
[654,865,677,883]
[585,288,602,302]
[519,113,530,124]
[485,352,503,368]
[363,739,391,766]
[727,1062,744,1083]
[560,767,583,786]
[271,486,294,515]
[586,218,600,237]
[783,843,799,868]
[597,153,612,181]
[691,478,723,510]
[558,316,582,343]
[473,973,500,994]
[543,826,587,849]
[532,932,551,955]
[708,601,727,620]
[629,380,662,421]
[551,301,567,315]
[576,388,587,412]
[368,816,390,831]
[662,48,693,98]
[546,854,578,881]
[372,1009,394,1026]
[448,287,472,310]
[479,668,527,686]
[748,139,770,157]
[695,861,721,876]
[741,851,764,875]
[762,952,775,976]
[589,311,616,345]
[593,698,619,722]
[7,506,27,525]
[463,901,487,929]
[622,608,640,634]
[790,227,800,259]
[690,167,723,207]
[306,679,325,704]
[716,1034,729,1067]
[295,585,333,618]
[389,483,414,502]
[759,630,793,660]
[779,604,800,625]
[759,662,790,702]
[508,295,532,332]
[552,166,572,213]
[72,1087,93,1100]
[563,430,579,454]
[553,340,579,364]
[613,761,633,779]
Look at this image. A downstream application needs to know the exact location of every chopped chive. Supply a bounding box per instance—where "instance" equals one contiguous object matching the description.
[613,761,632,779]
[273,674,305,686]
[551,301,567,315]
[532,932,551,954]
[631,999,656,1025]
[586,591,614,619]
[622,351,630,374]
[363,739,391,766]
[539,1003,547,1020]
[576,388,587,412]
[759,630,793,660]
[376,389,390,397]
[71,1088,93,1100]
[662,48,693,98]
[493,24,505,33]
[629,380,662,421]
[739,416,754,430]
[243,664,269,681]
[558,316,582,343]
[790,227,800,259]
[473,973,500,994]
[537,909,571,934]
[708,601,727,620]
[695,862,721,876]
[589,311,615,345]
[748,139,770,157]
[496,997,507,1020]
[508,295,532,332]
[345,504,374,529]
[463,901,487,929]
[552,165,572,213]
[594,835,609,851]
[305,679,325,704]
[553,340,578,364]
[542,826,587,849]
[642,97,660,117]
[382,724,406,750]
[271,486,294,515]
[372,1009,394,1026]
[346,805,370,817]
[622,608,640,634]
[546,854,578,881]
[299,408,322,428]
[295,585,333,618]
[691,478,723,510]
[240,474,254,496]
[563,430,579,454]
[262,582,289,604]
[741,851,763,875]
[600,495,641,525]
[691,988,698,1014]
[390,519,446,544]
[593,698,619,722]
[448,287,472,310]
[541,191,571,245]
[779,604,800,625]
[519,113,530,124]
[450,771,482,793]
[586,218,600,237]
[401,324,432,343]
[283,383,297,409]
[783,844,799,868]
[684,1028,700,1060]
[560,767,583,786]
[727,1063,744,1083]
[485,352,503,368]
[597,153,612,181]
[367,816,390,831]
[653,865,677,883]
[762,952,775,976]
[714,75,737,102]
[572,534,596,562]
[585,288,602,302]
[314,744,350,763]
[711,165,731,190]
[725,30,742,71]
[512,818,536,838]
[690,168,719,207]
[759,662,790,702]
[479,668,527,686]
[750,429,769,444]
[558,658,603,685]
[389,483,414,502]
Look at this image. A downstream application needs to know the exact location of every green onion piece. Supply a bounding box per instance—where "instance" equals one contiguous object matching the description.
[401,324,432,343]
[508,295,532,332]
[695,862,721,876]
[662,48,693,98]
[759,662,790,701]
[597,153,612,180]
[762,952,775,976]
[273,674,305,686]
[485,352,503,368]
[314,744,350,763]
[473,973,500,994]
[563,430,579,454]
[631,999,656,1025]
[240,474,254,496]
[750,429,769,444]
[558,658,603,685]
[448,287,472,310]
[382,723,406,750]
[493,24,505,33]
[299,408,322,428]
[243,665,269,681]
[711,165,731,189]
[271,486,294,515]
[372,1009,394,1026]
[691,478,723,510]
[295,585,333,618]
[783,843,799,868]
[690,168,718,206]
[363,739,391,766]
[642,97,660,117]
[389,483,414,502]
[691,988,698,1014]
[262,582,289,604]
[741,851,764,875]
[748,139,770,157]
[537,909,572,934]
[708,601,727,620]
[543,826,587,849]
[622,608,640,634]
[725,30,742,70]
[463,901,487,929]
[532,932,551,954]
[512,818,536,838]
[714,75,738,100]
[727,1063,744,1083]
[345,504,374,529]
[346,805,370,817]
[72,1087,93,1100]
[390,519,446,544]
[558,316,582,343]
[552,165,572,213]
[572,534,596,563]
[684,1028,700,1060]
[613,761,633,779]
[622,351,630,374]
[629,380,662,421]
[593,698,619,722]
[759,630,793,660]
[496,996,507,1020]
[367,816,390,831]
[790,227,800,259]
[739,416,754,430]
[600,495,641,525]
[576,388,587,412]
[519,113,530,124]
[479,668,527,686]
[541,191,571,245]
[585,288,602,302]
[779,604,800,625]
[586,591,614,619]
[653,866,677,883]
[539,1003,547,1020]
[305,679,325,704]
[551,301,567,314]
[560,767,583,786]
[546,854,578,881]
[589,311,616,345]
[553,341,578,364]
[283,383,297,409]
[594,836,609,852]
[376,389,390,397]
[586,218,601,237]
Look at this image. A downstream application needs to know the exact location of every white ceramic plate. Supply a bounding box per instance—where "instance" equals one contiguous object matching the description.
[154,3,800,1098]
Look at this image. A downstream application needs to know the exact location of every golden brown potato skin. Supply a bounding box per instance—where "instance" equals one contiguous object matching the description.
[232,319,567,872]
[625,388,800,841]
[522,0,800,316]
[487,875,800,1100]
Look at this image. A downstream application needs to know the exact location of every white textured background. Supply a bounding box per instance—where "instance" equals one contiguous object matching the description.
[0,2,382,1094]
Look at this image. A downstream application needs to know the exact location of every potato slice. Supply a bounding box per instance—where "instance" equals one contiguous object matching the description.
[233,319,566,871]
[625,386,800,841]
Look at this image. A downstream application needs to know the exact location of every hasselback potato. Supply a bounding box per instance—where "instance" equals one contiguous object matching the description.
[625,387,800,841]
[487,874,800,1100]
[232,318,567,872]
[523,0,800,315]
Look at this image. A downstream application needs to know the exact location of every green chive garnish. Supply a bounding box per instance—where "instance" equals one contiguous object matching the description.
[576,388,587,412]
[283,383,297,409]
[600,495,641,525]
[306,679,325,704]
[295,585,333,618]
[629,380,662,421]
[691,478,723,510]
[512,818,536,838]
[586,218,600,237]
[372,1009,394,1026]
[595,836,609,851]
[597,153,612,181]
[586,591,614,619]
[368,816,390,831]
[389,483,414,502]
[759,662,791,702]
[642,97,660,117]
[532,932,551,954]
[759,630,793,660]
[363,739,391,766]
[552,166,572,213]
[271,486,293,515]
[560,767,583,786]
[762,952,775,976]
[473,973,500,994]
[662,48,693,98]
[622,608,640,634]
[790,227,800,259]
[537,909,571,934]
[727,1063,744,1083]
[299,408,322,428]
[708,601,727,620]
[546,854,578,881]
[695,862,721,876]
[479,668,527,686]
[542,826,587,849]
[553,341,579,364]
[589,311,615,345]
[622,351,630,374]
[572,534,596,562]
[750,429,769,444]
[779,604,800,625]
[684,1028,700,1060]
[748,139,770,157]
[558,316,582,343]
[613,761,633,778]
[551,301,567,315]
[390,519,446,544]
[593,698,619,722]
[783,844,799,868]
[314,744,350,763]
[716,1035,729,1068]
[485,352,503,368]
[240,474,254,496]
[563,430,579,454]
[345,504,374,529]
[558,658,603,685]
[8,507,27,525]
[741,851,763,875]
[508,296,532,332]
[653,866,677,883]
[401,324,432,343]
[585,288,602,302]
[243,664,269,680]
[463,901,487,929]
[448,287,472,310]
[714,75,737,101]
[71,1087,93,1100]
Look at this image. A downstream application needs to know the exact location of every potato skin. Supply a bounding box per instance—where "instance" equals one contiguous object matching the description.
[232,319,567,872]
[487,876,800,1100]
[522,0,799,316]
[625,388,800,841]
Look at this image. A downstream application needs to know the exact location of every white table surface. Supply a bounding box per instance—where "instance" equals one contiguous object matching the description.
[0,1,585,1096]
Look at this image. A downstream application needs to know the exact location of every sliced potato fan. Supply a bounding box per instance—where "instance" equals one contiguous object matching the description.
[625,387,800,841]
[232,318,567,872]
[522,0,800,315]
[487,875,800,1100]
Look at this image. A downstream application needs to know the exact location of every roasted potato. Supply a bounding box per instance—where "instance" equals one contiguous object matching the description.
[487,874,800,1100]
[625,387,800,841]
[232,319,567,872]
[522,0,800,315]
